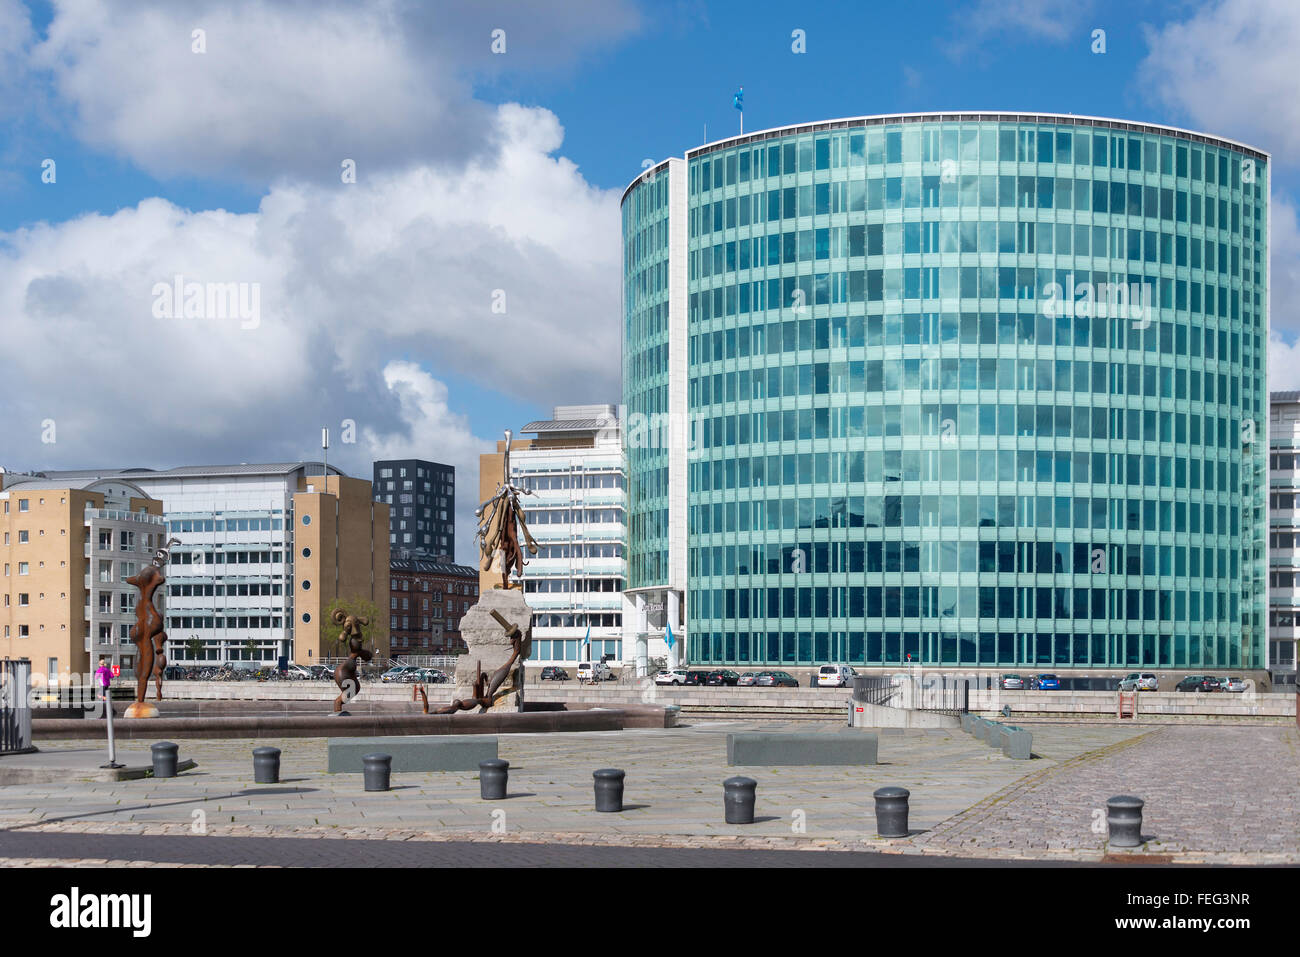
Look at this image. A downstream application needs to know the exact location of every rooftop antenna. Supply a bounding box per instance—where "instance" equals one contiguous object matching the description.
[321,427,329,480]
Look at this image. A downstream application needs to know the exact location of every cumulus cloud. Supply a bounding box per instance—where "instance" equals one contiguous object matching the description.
[1268,330,1300,391]
[29,0,640,183]
[1137,0,1300,157]
[1135,1,1300,345]
[0,103,621,562]
[1271,195,1300,339]
[362,361,496,558]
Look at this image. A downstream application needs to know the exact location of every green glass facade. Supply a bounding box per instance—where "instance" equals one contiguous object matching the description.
[623,113,1269,671]
[623,160,675,590]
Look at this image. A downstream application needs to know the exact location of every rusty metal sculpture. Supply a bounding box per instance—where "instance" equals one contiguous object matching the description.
[331,607,373,715]
[476,430,539,590]
[430,610,525,714]
[124,537,180,716]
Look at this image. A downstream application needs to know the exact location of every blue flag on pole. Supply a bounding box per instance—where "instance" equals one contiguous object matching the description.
[732,88,744,112]
[665,621,675,648]
[583,626,590,650]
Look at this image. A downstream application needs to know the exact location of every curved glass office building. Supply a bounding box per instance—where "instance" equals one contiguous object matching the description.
[622,113,1269,672]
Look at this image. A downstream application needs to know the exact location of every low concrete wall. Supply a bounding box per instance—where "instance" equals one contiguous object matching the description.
[32,704,675,739]
[970,689,1295,720]
[847,700,959,729]
[123,681,853,712]
[92,681,1296,721]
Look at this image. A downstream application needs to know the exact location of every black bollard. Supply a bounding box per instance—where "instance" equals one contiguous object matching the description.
[252,746,281,784]
[1106,795,1144,847]
[593,768,625,812]
[150,741,179,779]
[362,753,392,792]
[479,759,509,800]
[873,786,910,838]
[723,776,757,824]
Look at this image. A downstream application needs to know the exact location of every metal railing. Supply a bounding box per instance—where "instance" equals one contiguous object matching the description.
[851,675,902,706]
[1,660,34,755]
[852,673,969,715]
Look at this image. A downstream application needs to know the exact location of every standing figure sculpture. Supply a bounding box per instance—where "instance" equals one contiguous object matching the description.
[475,430,539,590]
[331,607,373,715]
[124,537,180,717]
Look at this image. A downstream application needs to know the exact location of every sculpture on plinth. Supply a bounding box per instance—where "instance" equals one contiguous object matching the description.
[431,609,528,714]
[331,607,373,715]
[123,537,180,718]
[425,431,534,715]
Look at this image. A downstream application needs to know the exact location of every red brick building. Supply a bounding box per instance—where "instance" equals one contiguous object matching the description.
[388,560,479,656]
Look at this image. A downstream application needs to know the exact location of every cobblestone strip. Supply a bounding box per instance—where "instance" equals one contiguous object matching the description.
[907,728,1162,853]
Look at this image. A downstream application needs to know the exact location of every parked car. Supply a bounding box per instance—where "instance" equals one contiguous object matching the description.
[682,670,712,686]
[653,669,688,686]
[1118,673,1159,691]
[999,674,1025,690]
[539,666,570,681]
[414,668,448,684]
[576,661,612,683]
[380,666,416,683]
[1030,673,1060,690]
[1218,676,1248,694]
[736,672,759,686]
[281,663,313,680]
[705,669,740,686]
[1175,675,1219,693]
[755,671,799,688]
[816,664,858,688]
[309,664,333,680]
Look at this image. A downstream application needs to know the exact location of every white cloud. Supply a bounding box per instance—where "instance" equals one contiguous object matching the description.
[0,103,620,563]
[1137,0,1300,157]
[1268,330,1300,391]
[29,0,640,183]
[945,0,1096,59]
[1271,195,1300,339]
[362,361,496,562]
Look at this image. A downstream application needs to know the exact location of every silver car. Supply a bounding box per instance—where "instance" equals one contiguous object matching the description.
[1218,676,1247,693]
[1118,673,1159,691]
[999,674,1025,690]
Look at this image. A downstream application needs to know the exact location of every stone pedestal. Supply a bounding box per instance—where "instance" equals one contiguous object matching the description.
[451,587,532,713]
[123,701,159,719]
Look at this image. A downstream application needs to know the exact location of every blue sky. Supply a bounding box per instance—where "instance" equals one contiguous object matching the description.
[8,1,1269,220]
[2,0,1298,562]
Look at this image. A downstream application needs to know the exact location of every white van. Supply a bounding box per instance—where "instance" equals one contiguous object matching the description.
[817,664,857,688]
[576,661,612,683]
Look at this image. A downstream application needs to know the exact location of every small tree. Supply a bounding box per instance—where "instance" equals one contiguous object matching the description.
[186,636,203,662]
[243,637,258,662]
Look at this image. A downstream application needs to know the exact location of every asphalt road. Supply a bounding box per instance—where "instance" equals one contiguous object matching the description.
[0,829,1074,867]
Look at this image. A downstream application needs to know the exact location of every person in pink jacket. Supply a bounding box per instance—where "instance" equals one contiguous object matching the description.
[94,658,113,719]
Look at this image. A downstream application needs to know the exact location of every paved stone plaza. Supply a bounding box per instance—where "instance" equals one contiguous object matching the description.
[0,721,1295,865]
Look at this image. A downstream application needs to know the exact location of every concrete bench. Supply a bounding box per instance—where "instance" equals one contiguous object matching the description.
[960,712,979,734]
[327,735,498,773]
[727,731,878,766]
[975,718,1000,745]
[997,725,1033,760]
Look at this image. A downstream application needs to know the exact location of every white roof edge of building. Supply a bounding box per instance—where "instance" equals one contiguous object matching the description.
[622,111,1269,205]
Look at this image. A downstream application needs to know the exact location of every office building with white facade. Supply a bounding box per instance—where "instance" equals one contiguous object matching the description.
[479,406,636,668]
[15,463,388,667]
[1268,392,1300,686]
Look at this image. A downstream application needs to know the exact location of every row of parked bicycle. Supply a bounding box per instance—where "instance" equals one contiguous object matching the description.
[159,663,454,683]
